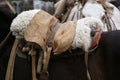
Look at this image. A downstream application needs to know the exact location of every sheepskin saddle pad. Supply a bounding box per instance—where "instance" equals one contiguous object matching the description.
[24,10,76,53]
[10,9,41,39]
[24,15,103,54]
[71,17,104,53]
[10,9,103,54]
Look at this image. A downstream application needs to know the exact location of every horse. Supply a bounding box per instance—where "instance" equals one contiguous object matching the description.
[9,30,120,80]
[8,8,120,80]
[1,0,120,80]
[48,30,120,80]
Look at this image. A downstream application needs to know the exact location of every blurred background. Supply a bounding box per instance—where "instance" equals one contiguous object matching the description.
[0,0,34,13]
[0,0,119,14]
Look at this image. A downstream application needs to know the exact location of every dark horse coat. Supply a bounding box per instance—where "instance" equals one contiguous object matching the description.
[1,8,120,80]
[12,30,120,80]
[0,8,16,80]
[48,30,120,80]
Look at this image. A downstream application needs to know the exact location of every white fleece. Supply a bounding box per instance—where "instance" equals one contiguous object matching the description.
[82,1,105,19]
[82,1,120,31]
[71,17,104,52]
[10,9,41,38]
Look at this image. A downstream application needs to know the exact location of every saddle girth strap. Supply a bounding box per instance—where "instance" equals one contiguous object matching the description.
[40,47,52,80]
[29,49,37,80]
[85,52,91,80]
[40,23,61,80]
[5,39,19,80]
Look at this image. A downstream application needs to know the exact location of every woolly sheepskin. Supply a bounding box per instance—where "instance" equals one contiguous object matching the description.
[82,1,120,31]
[71,17,104,52]
[82,1,105,19]
[10,9,41,38]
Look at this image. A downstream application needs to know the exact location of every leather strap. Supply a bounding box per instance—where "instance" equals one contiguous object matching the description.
[5,0,16,14]
[85,29,103,80]
[4,2,17,80]
[0,1,16,49]
[37,51,43,74]
[40,47,52,80]
[5,39,19,80]
[47,23,61,47]
[32,56,36,80]
[85,52,91,80]
[40,21,61,80]
[43,47,52,72]
[61,7,72,23]
[0,32,11,49]
[29,49,37,80]
[101,3,117,31]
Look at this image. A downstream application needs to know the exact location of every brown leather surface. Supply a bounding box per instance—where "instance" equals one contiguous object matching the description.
[24,10,58,51]
[52,21,76,54]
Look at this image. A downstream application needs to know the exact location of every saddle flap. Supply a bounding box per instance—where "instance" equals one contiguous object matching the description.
[24,10,58,51]
[52,21,76,54]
